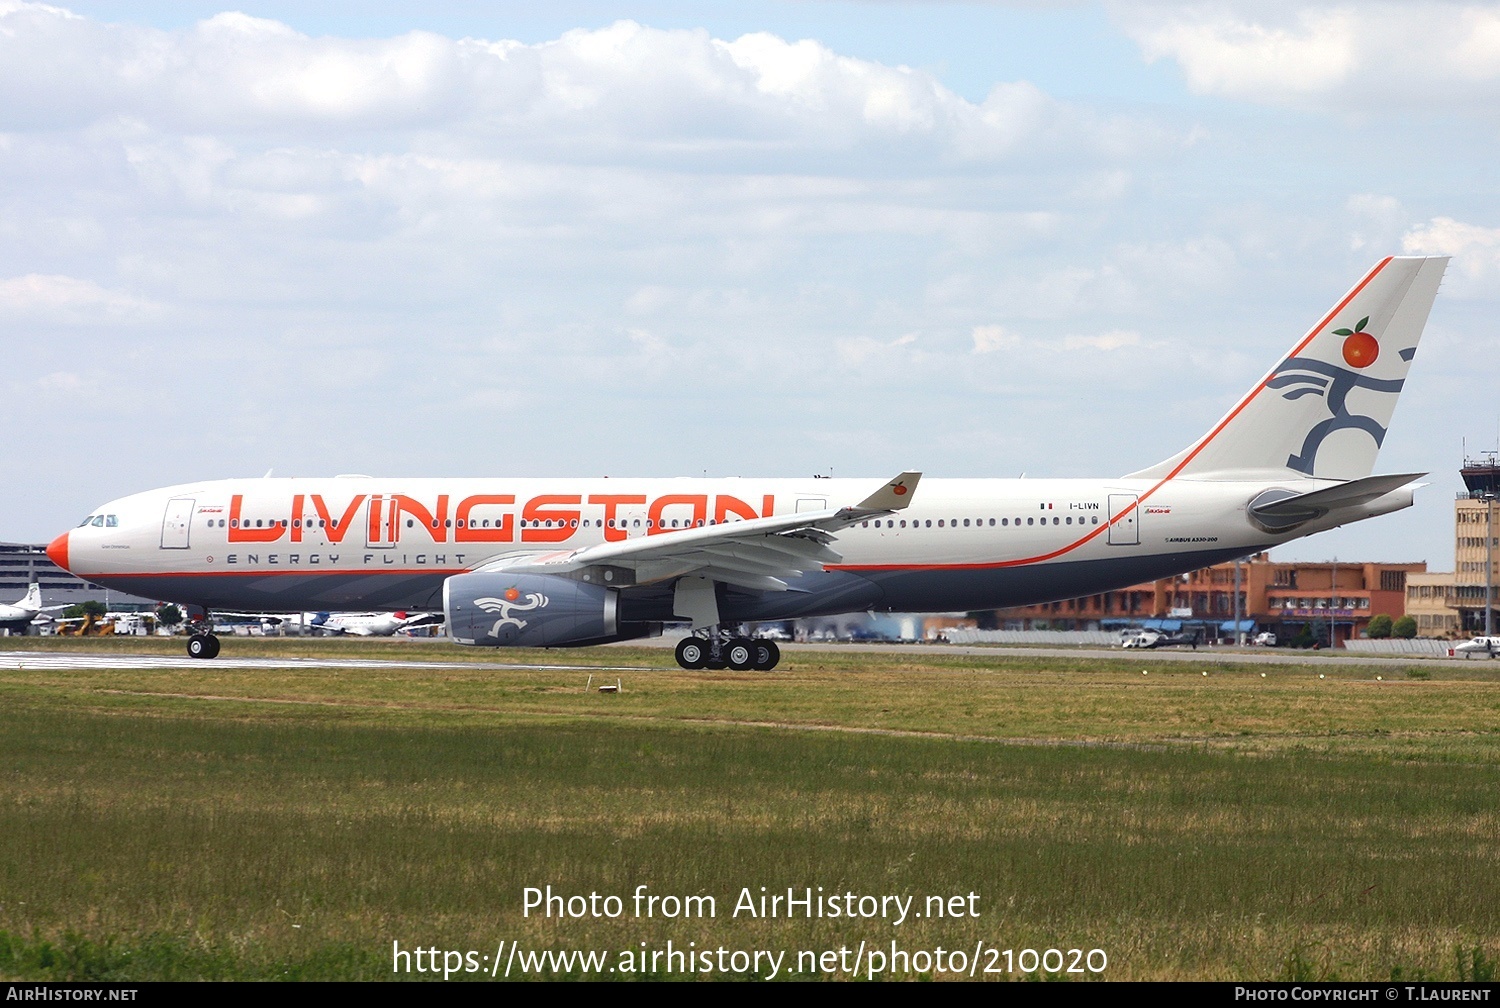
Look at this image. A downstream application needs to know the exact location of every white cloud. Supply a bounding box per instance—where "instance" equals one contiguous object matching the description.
[1116,1,1500,111]
[1063,328,1141,350]
[0,273,157,323]
[1403,216,1500,294]
[0,1,1485,582]
[972,324,1020,353]
[972,323,1143,354]
[0,6,1154,171]
[1346,193,1407,253]
[837,332,928,366]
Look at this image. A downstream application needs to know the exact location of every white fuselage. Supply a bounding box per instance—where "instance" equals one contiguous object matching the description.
[50,473,1399,619]
[312,612,428,636]
[0,603,41,625]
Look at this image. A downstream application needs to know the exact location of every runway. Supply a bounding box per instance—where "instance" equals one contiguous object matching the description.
[638,635,1500,670]
[814,642,1493,668]
[0,650,650,673]
[2,642,1495,672]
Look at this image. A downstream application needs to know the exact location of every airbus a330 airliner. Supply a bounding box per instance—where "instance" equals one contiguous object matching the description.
[48,256,1448,670]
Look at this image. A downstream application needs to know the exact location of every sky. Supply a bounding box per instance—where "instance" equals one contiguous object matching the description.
[3,0,1499,572]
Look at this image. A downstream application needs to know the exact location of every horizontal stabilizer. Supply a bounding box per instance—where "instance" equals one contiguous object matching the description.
[1250,473,1425,529]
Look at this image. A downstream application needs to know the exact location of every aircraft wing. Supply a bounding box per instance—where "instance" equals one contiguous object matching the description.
[470,471,920,591]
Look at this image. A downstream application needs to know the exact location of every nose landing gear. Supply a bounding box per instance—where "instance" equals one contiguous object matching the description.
[674,627,780,671]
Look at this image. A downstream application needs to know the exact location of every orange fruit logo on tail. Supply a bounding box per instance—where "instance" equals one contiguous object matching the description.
[1335,316,1378,368]
[504,588,520,601]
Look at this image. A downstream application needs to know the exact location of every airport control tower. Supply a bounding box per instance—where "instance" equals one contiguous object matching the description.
[1461,452,1500,496]
[1457,452,1499,634]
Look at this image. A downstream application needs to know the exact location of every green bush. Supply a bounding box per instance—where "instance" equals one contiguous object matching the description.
[1392,615,1418,639]
[1367,614,1393,639]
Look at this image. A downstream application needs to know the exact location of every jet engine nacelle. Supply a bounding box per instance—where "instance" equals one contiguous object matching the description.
[444,571,657,647]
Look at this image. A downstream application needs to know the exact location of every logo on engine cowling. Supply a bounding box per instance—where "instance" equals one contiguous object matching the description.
[475,590,550,637]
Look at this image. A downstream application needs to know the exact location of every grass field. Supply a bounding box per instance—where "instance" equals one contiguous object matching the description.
[1,637,1497,981]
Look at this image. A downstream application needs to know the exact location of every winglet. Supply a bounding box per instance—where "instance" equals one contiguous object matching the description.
[855,471,921,512]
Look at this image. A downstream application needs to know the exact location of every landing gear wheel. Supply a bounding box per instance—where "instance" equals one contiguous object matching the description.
[675,637,708,670]
[186,634,220,660]
[751,639,780,671]
[725,637,756,671]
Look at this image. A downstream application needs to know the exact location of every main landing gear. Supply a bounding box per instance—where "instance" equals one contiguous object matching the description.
[674,628,781,671]
[184,609,220,659]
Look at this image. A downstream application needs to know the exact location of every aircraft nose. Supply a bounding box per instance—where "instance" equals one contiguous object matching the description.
[46,531,71,572]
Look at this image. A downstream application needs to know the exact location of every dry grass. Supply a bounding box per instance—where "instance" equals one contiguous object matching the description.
[0,641,1497,980]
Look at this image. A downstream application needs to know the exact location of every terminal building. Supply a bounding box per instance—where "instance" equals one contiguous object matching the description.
[984,554,1422,645]
[0,541,155,613]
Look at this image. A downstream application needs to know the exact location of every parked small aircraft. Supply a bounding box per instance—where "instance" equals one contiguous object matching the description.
[1453,636,1500,658]
[308,611,442,636]
[0,583,67,631]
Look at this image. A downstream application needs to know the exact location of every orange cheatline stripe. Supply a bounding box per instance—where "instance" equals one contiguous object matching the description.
[78,568,465,579]
[835,257,1395,573]
[78,263,1402,590]
[1152,256,1393,486]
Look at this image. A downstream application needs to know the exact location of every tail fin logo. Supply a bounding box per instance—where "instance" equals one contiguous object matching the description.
[1266,333,1415,476]
[1336,316,1379,368]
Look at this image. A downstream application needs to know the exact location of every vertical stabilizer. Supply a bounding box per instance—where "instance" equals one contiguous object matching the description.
[1127,256,1448,482]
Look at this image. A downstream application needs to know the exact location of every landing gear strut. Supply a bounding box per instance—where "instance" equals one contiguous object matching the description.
[184,608,220,659]
[675,627,780,671]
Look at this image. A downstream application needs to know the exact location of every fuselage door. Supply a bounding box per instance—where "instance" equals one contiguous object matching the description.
[366,495,397,548]
[796,498,828,513]
[161,497,195,549]
[1107,494,1140,546]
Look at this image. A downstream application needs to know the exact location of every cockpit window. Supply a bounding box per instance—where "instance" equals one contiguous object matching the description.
[105,515,118,528]
[90,515,105,528]
[78,516,94,527]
